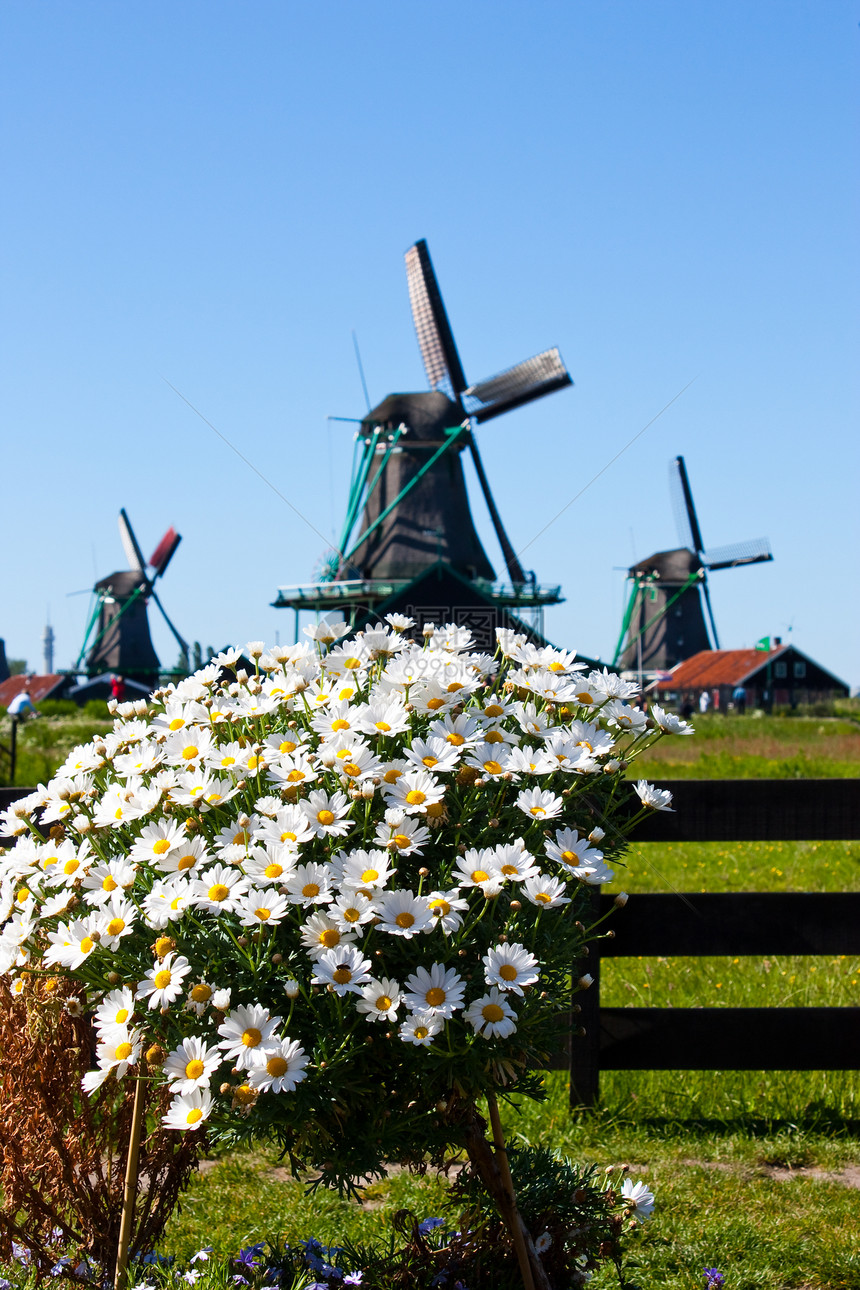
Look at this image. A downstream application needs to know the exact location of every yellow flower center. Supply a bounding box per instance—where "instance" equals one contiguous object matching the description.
[530,806,546,817]
[208,884,230,902]
[344,657,361,670]
[331,718,350,731]
[430,899,450,917]
[395,912,415,929]
[484,704,504,717]
[116,1007,130,1023]
[425,987,446,1006]
[320,929,340,948]
[191,985,211,1003]
[302,882,321,898]
[106,918,125,937]
[220,755,236,767]
[186,1108,204,1125]
[425,801,445,819]
[279,739,297,754]
[332,967,352,984]
[393,834,411,850]
[115,1042,133,1061]
[446,682,463,693]
[234,1084,255,1105]
[154,970,172,989]
[414,1025,429,1039]
[375,995,393,1012]
[405,790,426,806]
[499,965,518,981]
[16,889,29,904]
[576,691,595,705]
[287,769,305,782]
[182,746,198,761]
[421,756,438,768]
[63,860,79,875]
[281,830,297,842]
[185,1059,205,1080]
[80,937,94,954]
[153,839,171,855]
[549,661,565,672]
[375,721,391,732]
[485,730,504,744]
[361,868,379,883]
[169,718,185,731]
[426,697,445,710]
[534,892,552,904]
[254,907,271,921]
[500,864,518,876]
[471,869,489,884]
[483,760,503,775]
[343,763,361,777]
[177,854,195,871]
[561,850,576,864]
[317,810,335,827]
[265,863,283,879]
[242,1027,262,1048]
[266,1056,289,1077]
[446,732,465,746]
[482,1003,505,1023]
[102,876,118,891]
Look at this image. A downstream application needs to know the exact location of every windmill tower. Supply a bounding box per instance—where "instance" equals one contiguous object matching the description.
[77,510,188,691]
[274,239,573,646]
[613,456,773,674]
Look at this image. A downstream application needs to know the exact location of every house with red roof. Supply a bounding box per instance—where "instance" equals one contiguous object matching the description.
[656,644,849,713]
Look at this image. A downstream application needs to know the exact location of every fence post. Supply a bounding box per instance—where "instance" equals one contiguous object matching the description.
[570,887,602,1108]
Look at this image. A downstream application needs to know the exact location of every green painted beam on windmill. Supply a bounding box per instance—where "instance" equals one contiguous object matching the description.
[338,427,381,555]
[616,568,703,664]
[75,595,103,668]
[78,582,149,667]
[343,425,468,564]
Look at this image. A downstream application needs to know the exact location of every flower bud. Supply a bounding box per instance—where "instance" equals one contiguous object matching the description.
[578,974,594,990]
[614,892,629,908]
[146,1044,167,1068]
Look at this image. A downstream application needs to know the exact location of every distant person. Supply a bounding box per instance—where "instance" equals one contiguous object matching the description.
[110,675,126,704]
[732,685,747,715]
[698,690,710,715]
[7,689,38,720]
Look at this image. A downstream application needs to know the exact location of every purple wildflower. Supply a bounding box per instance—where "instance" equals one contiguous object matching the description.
[704,1271,725,1290]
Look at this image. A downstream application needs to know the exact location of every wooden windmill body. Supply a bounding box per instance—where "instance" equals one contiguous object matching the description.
[274,240,574,649]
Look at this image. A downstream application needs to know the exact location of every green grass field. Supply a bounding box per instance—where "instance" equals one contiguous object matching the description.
[152,716,860,1289]
[4,709,859,1286]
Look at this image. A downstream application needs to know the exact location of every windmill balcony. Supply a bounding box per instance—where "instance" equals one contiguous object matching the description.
[272,578,563,612]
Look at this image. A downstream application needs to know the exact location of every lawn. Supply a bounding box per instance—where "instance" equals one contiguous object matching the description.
[153,715,860,1289]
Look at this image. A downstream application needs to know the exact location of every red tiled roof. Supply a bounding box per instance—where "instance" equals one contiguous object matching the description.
[0,674,66,708]
[656,648,788,690]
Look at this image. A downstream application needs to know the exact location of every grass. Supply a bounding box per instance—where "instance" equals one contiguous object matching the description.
[7,710,860,1286]
[0,708,112,789]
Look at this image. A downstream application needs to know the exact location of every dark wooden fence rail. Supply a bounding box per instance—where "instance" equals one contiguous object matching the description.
[569,778,860,1106]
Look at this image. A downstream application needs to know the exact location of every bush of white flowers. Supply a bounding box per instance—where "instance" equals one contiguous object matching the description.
[0,619,689,1205]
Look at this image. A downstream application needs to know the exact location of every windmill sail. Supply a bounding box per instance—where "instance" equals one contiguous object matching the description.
[405,239,467,397]
[703,538,772,570]
[463,348,572,423]
[669,456,705,555]
[150,527,182,578]
[118,508,147,575]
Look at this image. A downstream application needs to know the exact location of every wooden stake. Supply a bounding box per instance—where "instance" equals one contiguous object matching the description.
[114,1076,145,1290]
[486,1092,551,1290]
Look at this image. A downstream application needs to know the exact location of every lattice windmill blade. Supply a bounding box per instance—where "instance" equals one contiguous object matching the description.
[149,527,182,579]
[669,456,705,556]
[118,508,147,575]
[702,538,773,571]
[150,587,189,655]
[463,347,572,423]
[405,239,468,399]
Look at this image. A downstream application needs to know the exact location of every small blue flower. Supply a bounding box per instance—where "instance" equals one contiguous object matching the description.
[704,1271,725,1290]
[190,1247,214,1266]
[343,1275,363,1286]
[418,1217,445,1237]
[1,1278,12,1289]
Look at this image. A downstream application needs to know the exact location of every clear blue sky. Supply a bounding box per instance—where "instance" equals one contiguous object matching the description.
[2,2,858,687]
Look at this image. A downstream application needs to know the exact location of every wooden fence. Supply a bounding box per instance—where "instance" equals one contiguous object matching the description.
[567,779,860,1106]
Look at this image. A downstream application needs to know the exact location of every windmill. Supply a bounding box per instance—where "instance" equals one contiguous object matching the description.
[274,239,573,646]
[613,455,773,674]
[77,509,188,691]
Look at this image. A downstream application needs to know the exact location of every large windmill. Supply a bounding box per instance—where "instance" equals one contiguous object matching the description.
[274,239,573,646]
[77,509,188,691]
[613,456,773,674]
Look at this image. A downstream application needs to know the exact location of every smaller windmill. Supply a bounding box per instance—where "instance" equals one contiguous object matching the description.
[77,510,188,691]
[613,456,773,674]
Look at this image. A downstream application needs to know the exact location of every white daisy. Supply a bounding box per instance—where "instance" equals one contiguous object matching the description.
[398,1011,443,1046]
[403,963,465,1018]
[163,1036,223,1095]
[311,945,372,996]
[522,874,570,908]
[299,911,358,960]
[235,887,290,928]
[356,977,402,1023]
[482,942,540,995]
[515,787,564,821]
[136,953,192,1009]
[464,988,518,1039]
[374,889,432,938]
[247,1038,308,1093]
[162,1088,213,1131]
[217,1003,282,1068]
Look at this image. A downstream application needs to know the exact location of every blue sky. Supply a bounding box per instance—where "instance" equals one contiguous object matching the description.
[2,1,858,688]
